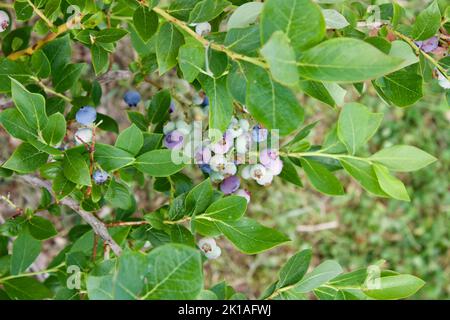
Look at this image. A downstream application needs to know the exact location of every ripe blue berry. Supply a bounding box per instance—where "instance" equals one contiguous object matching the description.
[123,90,141,107]
[201,96,209,107]
[76,106,97,125]
[93,170,109,184]
[199,164,212,175]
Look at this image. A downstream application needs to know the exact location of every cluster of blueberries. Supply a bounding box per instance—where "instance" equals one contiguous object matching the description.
[163,115,284,204]
[74,90,143,184]
[413,36,449,89]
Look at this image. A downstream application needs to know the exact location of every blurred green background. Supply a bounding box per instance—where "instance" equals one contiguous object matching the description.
[206,85,449,300]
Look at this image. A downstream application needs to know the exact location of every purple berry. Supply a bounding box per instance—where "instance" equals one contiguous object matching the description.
[93,170,109,184]
[201,96,209,107]
[415,37,439,53]
[252,125,268,142]
[169,100,175,113]
[211,132,233,154]
[259,149,279,166]
[220,175,240,195]
[421,37,439,53]
[164,130,184,150]
[76,106,97,125]
[195,147,211,164]
[124,90,141,107]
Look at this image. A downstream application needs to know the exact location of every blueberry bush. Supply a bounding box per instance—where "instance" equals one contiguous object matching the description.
[0,0,448,300]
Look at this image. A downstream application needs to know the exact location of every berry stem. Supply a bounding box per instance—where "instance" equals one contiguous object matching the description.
[7,14,83,60]
[391,29,449,81]
[31,76,72,102]
[284,151,373,164]
[0,263,65,283]
[151,6,269,70]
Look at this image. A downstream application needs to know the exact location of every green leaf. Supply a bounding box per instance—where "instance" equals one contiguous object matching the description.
[115,124,144,156]
[217,217,290,254]
[188,0,231,23]
[127,111,149,131]
[42,35,71,77]
[364,275,425,300]
[227,2,263,29]
[298,38,403,82]
[170,225,195,247]
[31,50,51,78]
[91,44,109,76]
[87,251,149,300]
[298,80,336,107]
[52,171,75,200]
[95,143,135,172]
[147,89,172,124]
[42,112,66,146]
[140,133,163,154]
[374,65,423,107]
[0,59,32,93]
[329,268,368,287]
[411,0,441,40]
[14,1,33,21]
[10,228,41,275]
[277,249,312,289]
[340,158,387,197]
[105,179,132,210]
[53,63,85,93]
[134,149,185,177]
[373,164,410,201]
[322,9,349,29]
[167,0,198,21]
[2,143,48,173]
[11,78,48,134]
[224,25,261,56]
[27,216,58,240]
[178,43,205,82]
[227,63,247,104]
[0,108,39,141]
[199,195,247,221]
[293,260,343,293]
[260,31,299,87]
[94,28,129,43]
[133,6,158,42]
[278,157,303,187]
[261,0,325,52]
[156,22,184,75]
[198,74,233,133]
[337,103,383,155]
[144,244,203,299]
[246,65,303,136]
[63,149,91,186]
[3,278,52,300]
[300,158,344,195]
[185,179,214,215]
[369,145,437,172]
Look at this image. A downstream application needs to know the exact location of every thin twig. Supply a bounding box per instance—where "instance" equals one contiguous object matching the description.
[7,14,83,60]
[150,6,269,70]
[18,175,122,256]
[391,29,449,81]
[26,0,55,28]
